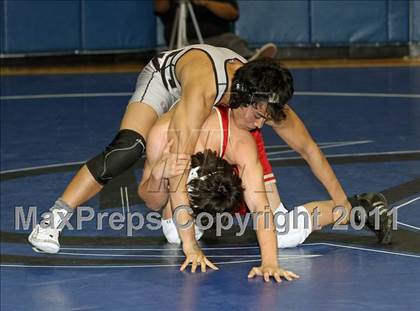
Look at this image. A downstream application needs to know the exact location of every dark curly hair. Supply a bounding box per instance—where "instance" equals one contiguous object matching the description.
[187,150,244,218]
[229,58,294,122]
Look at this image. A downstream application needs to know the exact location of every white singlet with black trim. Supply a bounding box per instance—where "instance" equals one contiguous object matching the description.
[130,44,247,116]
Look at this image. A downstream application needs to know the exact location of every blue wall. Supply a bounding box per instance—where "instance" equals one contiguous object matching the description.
[1,0,419,55]
[236,0,413,46]
[413,0,420,42]
[2,1,81,53]
[81,0,155,51]
[1,0,156,54]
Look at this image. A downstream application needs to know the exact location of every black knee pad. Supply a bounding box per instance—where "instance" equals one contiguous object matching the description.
[86,129,146,185]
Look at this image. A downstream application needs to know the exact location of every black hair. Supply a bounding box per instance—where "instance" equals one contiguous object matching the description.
[188,150,244,218]
[229,58,294,122]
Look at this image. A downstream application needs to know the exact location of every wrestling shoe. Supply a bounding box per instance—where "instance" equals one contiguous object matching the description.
[28,224,60,254]
[348,192,393,244]
[248,43,278,61]
[27,198,73,253]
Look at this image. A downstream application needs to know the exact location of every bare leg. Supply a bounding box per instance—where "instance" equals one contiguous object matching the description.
[62,102,158,209]
[303,200,350,230]
[259,182,351,231]
[61,165,103,208]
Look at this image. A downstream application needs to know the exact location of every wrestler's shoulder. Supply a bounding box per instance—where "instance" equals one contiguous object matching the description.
[176,49,215,78]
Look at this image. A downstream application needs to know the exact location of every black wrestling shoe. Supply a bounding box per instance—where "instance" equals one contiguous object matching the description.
[348,192,393,244]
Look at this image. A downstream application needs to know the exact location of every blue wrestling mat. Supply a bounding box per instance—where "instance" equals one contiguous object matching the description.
[1,65,420,311]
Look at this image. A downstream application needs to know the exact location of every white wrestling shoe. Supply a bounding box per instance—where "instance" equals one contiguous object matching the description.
[162,218,204,245]
[248,43,278,61]
[27,198,73,254]
[28,224,60,254]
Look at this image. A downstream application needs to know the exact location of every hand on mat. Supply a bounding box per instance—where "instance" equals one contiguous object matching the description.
[152,139,190,180]
[248,265,300,283]
[180,244,219,273]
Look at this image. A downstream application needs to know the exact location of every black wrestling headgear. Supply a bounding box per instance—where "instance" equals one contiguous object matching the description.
[229,59,294,114]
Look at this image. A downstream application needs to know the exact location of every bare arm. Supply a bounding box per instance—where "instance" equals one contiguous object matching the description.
[234,138,278,267]
[168,51,218,272]
[268,106,348,207]
[138,159,169,211]
[138,125,189,211]
[234,138,299,282]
